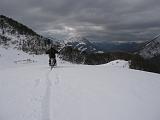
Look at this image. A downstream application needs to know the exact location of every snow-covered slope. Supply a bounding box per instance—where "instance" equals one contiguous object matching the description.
[139,34,160,58]
[0,47,160,120]
[0,15,52,54]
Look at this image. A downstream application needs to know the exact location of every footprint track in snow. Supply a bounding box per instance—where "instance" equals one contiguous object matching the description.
[41,70,52,120]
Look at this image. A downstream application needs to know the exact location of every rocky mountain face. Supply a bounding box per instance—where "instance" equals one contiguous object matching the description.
[138,34,160,59]
[0,15,52,54]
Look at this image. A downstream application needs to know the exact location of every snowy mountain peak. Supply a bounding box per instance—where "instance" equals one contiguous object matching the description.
[63,33,87,43]
[62,34,98,53]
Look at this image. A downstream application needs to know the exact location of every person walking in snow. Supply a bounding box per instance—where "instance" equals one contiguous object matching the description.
[46,46,59,66]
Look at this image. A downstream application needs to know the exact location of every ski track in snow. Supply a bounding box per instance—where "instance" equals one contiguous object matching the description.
[41,67,60,120]
[41,70,52,120]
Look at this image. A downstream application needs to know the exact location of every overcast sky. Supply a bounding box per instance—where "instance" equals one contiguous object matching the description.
[1,0,160,42]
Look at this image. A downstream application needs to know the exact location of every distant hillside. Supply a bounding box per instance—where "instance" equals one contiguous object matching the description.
[0,15,52,54]
[93,42,141,53]
[138,34,160,59]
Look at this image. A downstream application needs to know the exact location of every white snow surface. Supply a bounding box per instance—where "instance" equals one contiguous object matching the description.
[1,47,160,120]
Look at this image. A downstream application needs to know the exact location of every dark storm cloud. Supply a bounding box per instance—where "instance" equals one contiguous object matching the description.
[0,0,160,42]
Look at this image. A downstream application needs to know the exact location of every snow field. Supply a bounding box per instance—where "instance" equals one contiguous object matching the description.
[0,47,160,120]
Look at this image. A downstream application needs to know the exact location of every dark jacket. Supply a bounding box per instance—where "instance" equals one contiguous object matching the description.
[46,48,59,58]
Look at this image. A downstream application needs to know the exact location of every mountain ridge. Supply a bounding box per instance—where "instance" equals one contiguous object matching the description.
[138,34,160,59]
[0,15,52,54]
